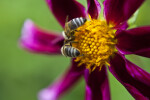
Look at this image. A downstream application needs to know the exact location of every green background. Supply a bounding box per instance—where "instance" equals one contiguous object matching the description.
[0,0,150,100]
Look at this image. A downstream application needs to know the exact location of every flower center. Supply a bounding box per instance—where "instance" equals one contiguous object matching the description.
[73,18,117,72]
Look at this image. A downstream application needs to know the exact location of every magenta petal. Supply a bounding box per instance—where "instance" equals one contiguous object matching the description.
[114,22,128,30]
[84,67,110,100]
[19,20,64,55]
[109,53,150,99]
[46,0,86,28]
[103,0,144,26]
[87,0,101,19]
[38,59,85,100]
[116,26,150,57]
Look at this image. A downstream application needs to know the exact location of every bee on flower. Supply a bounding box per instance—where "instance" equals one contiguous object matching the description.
[19,0,150,100]
[61,17,87,58]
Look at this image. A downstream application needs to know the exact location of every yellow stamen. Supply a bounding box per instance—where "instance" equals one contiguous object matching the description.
[73,18,117,71]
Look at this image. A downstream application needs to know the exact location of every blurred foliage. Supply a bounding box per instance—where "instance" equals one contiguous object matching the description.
[0,0,150,100]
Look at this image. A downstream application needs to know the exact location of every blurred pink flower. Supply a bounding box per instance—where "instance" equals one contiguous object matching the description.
[19,0,150,100]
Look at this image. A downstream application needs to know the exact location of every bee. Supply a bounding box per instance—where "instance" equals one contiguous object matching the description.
[62,17,87,40]
[61,42,80,58]
[61,17,86,57]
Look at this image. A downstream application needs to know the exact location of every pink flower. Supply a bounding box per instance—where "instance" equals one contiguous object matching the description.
[19,0,150,100]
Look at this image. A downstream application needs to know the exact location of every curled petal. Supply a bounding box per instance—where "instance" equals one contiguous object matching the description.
[84,67,110,100]
[116,26,150,58]
[46,0,86,28]
[103,0,144,26]
[109,53,150,99]
[87,0,101,19]
[19,19,64,54]
[38,59,85,100]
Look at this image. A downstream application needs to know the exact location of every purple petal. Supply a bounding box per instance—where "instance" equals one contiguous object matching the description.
[87,0,101,19]
[19,19,64,55]
[38,59,85,100]
[114,22,128,30]
[103,0,144,26]
[109,53,150,99]
[46,0,86,28]
[116,26,150,58]
[84,67,110,100]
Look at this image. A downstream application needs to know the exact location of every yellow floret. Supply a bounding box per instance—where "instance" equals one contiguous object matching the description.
[73,18,117,72]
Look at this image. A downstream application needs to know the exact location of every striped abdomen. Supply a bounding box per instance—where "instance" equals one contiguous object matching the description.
[61,46,80,57]
[69,17,87,30]
[64,17,87,37]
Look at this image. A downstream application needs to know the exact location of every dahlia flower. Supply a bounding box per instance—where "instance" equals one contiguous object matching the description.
[19,0,150,100]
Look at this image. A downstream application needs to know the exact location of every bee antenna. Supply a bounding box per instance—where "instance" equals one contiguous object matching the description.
[65,15,69,23]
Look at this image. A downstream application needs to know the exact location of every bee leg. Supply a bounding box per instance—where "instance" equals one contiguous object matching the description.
[70,41,78,43]
[80,54,84,56]
[69,42,72,46]
[69,41,78,47]
[74,30,79,32]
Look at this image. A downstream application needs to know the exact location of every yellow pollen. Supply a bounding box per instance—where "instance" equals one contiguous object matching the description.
[73,18,117,72]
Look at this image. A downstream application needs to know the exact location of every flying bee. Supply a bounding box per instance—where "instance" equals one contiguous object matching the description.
[62,17,87,41]
[61,42,80,58]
